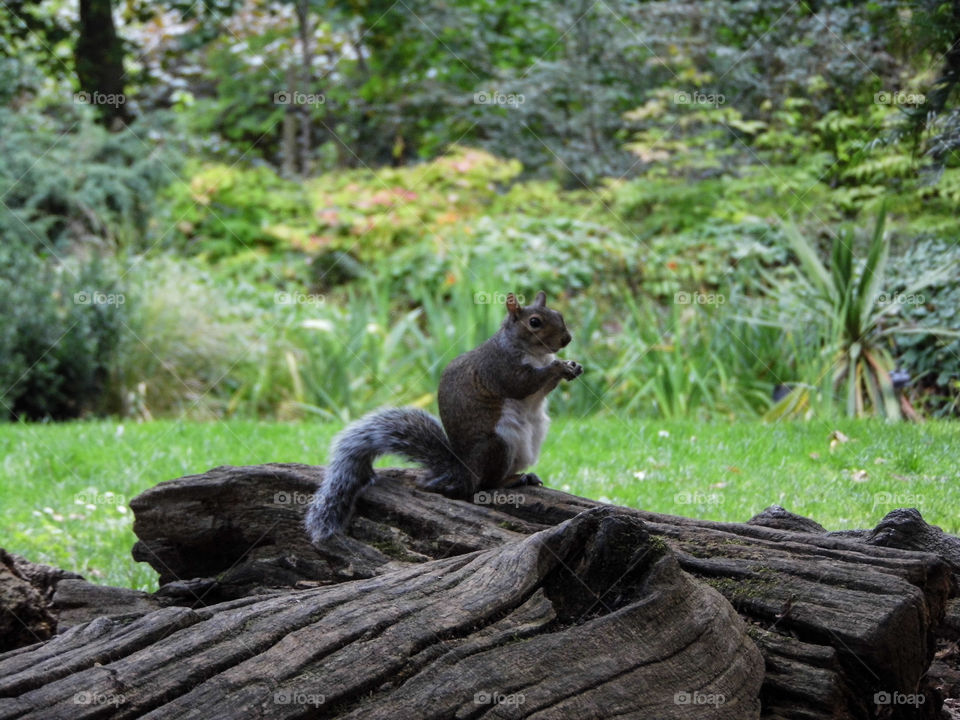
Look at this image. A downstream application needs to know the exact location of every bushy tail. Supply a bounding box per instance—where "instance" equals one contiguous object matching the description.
[305,407,461,542]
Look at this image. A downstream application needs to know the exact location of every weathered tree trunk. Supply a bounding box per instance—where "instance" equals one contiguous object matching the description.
[0,551,56,652]
[2,463,958,719]
[0,509,763,719]
[281,67,298,179]
[295,0,314,177]
[75,0,130,128]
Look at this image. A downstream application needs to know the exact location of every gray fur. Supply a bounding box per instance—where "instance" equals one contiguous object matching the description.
[305,291,582,543]
[304,407,462,542]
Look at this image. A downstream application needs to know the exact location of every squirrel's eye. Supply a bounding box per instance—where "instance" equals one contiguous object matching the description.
[529,316,542,329]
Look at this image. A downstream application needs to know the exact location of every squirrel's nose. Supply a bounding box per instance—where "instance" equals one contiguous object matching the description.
[560,332,571,347]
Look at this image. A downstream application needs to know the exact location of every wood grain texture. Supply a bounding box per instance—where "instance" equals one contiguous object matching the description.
[3,463,958,719]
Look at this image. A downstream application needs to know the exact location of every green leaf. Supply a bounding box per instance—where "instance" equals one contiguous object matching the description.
[853,206,889,334]
[863,347,901,421]
[846,342,861,417]
[782,221,833,300]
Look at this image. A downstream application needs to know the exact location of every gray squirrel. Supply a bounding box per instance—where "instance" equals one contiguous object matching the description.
[305,291,583,542]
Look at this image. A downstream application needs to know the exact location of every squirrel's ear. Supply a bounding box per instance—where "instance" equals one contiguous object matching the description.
[533,291,547,307]
[506,293,521,318]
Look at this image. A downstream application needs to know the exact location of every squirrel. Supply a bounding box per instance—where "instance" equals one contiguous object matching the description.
[305,291,583,542]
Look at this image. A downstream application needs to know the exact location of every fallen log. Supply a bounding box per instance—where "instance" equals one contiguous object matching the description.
[0,550,57,653]
[1,509,763,719]
[2,463,958,719]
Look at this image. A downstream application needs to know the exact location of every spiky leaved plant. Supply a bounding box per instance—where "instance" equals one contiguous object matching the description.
[778,209,957,420]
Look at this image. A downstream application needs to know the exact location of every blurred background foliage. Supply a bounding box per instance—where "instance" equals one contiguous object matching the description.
[1,0,959,423]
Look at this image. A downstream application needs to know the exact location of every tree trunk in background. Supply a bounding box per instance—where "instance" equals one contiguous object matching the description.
[295,0,314,176]
[282,67,298,178]
[75,0,130,128]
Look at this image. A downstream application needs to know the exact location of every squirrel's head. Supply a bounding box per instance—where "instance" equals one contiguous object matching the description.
[504,291,572,354]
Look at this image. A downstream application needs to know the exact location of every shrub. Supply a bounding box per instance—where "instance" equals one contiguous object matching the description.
[766,212,957,419]
[377,214,642,302]
[156,147,524,269]
[154,162,309,262]
[0,242,126,421]
[886,239,960,416]
[0,106,179,254]
[113,256,265,420]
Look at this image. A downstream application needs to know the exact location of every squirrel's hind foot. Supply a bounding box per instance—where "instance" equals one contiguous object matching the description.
[416,472,473,499]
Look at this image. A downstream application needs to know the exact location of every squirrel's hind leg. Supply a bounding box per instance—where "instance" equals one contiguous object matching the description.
[418,436,520,497]
[416,469,474,499]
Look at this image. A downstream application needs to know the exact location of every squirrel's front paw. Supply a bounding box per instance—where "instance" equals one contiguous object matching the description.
[561,359,583,380]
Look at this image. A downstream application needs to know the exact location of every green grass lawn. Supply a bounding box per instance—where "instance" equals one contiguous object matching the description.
[1,416,957,591]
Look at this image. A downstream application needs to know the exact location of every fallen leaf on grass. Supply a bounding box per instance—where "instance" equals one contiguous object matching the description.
[829,430,853,452]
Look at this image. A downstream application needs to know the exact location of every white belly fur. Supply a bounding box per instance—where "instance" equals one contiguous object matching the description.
[495,353,554,475]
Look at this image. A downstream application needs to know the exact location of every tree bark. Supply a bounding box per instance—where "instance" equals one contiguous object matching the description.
[295,0,314,177]
[2,463,958,719]
[74,0,130,128]
[0,509,763,719]
[281,67,298,178]
[0,550,55,653]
